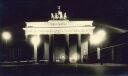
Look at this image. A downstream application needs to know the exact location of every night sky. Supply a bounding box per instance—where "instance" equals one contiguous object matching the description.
[0,0,128,45]
[0,0,128,28]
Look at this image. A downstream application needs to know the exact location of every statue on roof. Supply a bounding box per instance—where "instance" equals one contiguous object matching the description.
[51,6,67,20]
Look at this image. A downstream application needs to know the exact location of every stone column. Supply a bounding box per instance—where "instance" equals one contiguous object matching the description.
[81,35,89,63]
[31,35,40,63]
[65,34,70,63]
[69,35,77,63]
[43,35,49,63]
[77,34,81,63]
[34,45,38,62]
[29,35,38,63]
[88,35,91,63]
[49,35,54,63]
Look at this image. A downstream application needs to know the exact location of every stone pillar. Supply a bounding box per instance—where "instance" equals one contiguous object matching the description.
[31,35,40,63]
[34,45,38,62]
[69,35,77,63]
[29,35,38,63]
[77,34,81,63]
[49,35,54,63]
[87,35,90,63]
[65,34,70,63]
[43,35,49,62]
[81,35,89,63]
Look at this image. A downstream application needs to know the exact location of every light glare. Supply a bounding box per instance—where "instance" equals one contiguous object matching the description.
[70,53,80,63]
[90,30,106,45]
[2,32,12,41]
[60,55,65,60]
[30,36,41,47]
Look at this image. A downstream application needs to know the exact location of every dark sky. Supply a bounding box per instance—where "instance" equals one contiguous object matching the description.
[1,0,128,29]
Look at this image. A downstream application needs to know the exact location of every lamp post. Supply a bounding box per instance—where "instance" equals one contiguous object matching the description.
[90,30,106,64]
[30,35,41,63]
[2,31,12,61]
[2,31,12,44]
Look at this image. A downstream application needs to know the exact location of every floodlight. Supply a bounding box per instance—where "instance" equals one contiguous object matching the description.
[2,31,12,42]
[90,30,106,45]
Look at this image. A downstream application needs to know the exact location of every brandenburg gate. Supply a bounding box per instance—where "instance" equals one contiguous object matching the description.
[23,6,95,63]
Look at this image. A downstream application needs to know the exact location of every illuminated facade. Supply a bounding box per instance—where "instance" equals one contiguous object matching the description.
[23,6,95,63]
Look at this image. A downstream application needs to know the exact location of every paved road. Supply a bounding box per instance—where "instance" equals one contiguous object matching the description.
[0,63,128,76]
